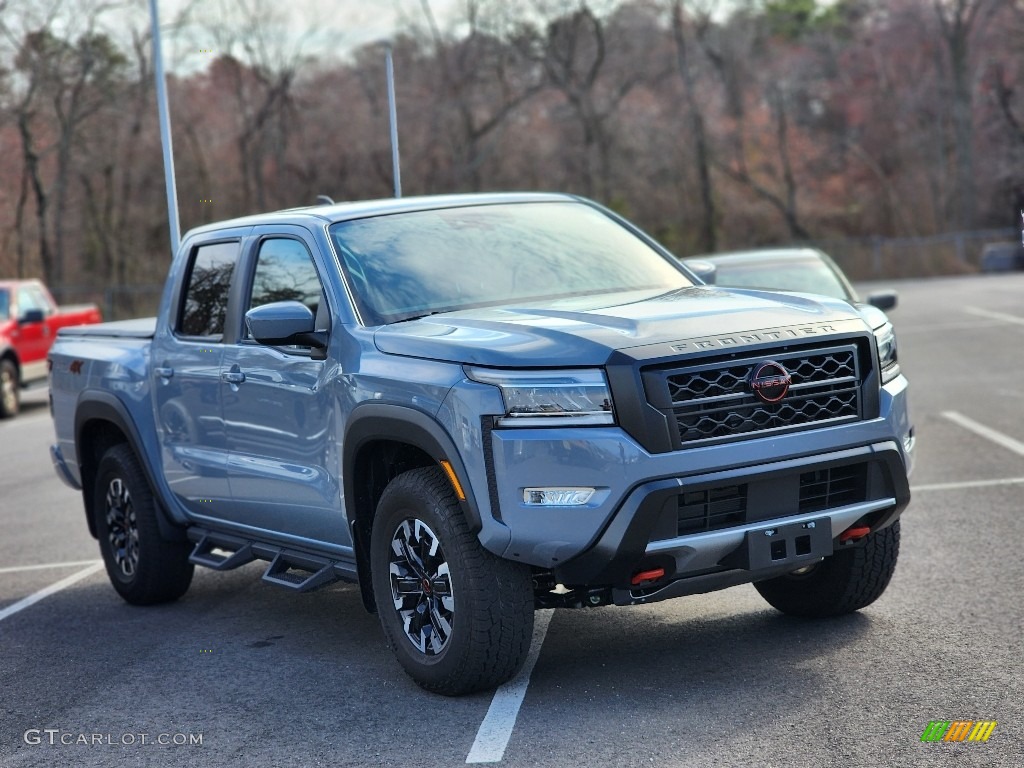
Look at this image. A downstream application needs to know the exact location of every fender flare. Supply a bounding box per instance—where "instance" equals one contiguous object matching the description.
[343,403,483,612]
[74,390,188,541]
[343,403,482,531]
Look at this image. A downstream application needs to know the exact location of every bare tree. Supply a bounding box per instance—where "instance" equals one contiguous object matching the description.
[2,0,127,289]
[670,0,716,251]
[698,10,810,240]
[418,0,545,190]
[932,0,1004,228]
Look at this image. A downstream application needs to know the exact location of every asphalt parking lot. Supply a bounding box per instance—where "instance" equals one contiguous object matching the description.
[1,273,1022,767]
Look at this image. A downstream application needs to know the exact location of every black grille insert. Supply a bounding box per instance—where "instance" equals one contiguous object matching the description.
[655,345,863,447]
[799,464,868,514]
[677,484,747,535]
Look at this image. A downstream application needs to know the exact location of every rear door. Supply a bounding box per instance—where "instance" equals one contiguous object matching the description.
[217,227,343,545]
[152,236,243,517]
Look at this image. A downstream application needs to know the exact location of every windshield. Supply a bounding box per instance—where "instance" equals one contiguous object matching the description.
[328,201,692,324]
[0,289,8,321]
[711,258,853,301]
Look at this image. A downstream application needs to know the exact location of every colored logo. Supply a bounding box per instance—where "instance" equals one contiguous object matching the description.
[920,720,997,742]
[749,360,791,403]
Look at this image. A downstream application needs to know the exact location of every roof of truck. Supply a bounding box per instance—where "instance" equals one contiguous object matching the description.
[183,192,580,239]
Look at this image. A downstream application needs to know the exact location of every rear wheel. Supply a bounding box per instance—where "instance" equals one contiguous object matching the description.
[94,444,194,605]
[0,359,19,419]
[754,522,900,618]
[370,467,534,695]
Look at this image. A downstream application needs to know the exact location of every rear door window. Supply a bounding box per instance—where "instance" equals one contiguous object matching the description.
[179,242,239,337]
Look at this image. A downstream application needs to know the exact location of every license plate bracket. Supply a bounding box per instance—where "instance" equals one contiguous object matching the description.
[730,517,833,571]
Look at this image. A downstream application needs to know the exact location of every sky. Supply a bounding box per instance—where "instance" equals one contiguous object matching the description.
[154,0,464,69]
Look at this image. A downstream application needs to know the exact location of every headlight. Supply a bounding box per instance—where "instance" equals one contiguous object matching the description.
[466,367,615,426]
[874,322,900,384]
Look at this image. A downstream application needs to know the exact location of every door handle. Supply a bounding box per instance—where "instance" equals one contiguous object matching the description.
[222,370,246,385]
[156,367,174,379]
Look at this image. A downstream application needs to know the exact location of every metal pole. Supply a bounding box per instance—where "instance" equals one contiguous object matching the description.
[386,45,402,198]
[149,0,181,256]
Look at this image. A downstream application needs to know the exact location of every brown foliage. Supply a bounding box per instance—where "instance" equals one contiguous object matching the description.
[0,0,1022,304]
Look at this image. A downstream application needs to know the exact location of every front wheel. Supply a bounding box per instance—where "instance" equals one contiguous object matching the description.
[370,467,534,695]
[94,444,194,605]
[754,522,900,618]
[0,359,19,419]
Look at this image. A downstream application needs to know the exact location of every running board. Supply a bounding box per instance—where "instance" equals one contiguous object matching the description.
[185,527,357,592]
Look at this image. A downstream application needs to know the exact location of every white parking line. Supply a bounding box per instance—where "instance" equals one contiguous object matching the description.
[964,306,1024,326]
[0,563,104,623]
[912,477,1024,492]
[0,560,101,575]
[942,411,1024,458]
[466,608,554,764]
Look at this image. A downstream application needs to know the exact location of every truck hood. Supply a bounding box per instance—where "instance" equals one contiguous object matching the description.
[373,286,870,367]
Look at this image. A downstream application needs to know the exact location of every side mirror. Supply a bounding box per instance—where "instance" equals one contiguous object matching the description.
[683,259,718,285]
[20,308,45,325]
[245,301,327,350]
[866,290,898,311]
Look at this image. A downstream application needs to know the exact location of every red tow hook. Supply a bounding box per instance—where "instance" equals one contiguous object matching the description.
[631,567,666,586]
[839,525,872,543]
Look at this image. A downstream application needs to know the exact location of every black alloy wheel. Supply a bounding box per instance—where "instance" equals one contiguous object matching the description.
[387,517,456,656]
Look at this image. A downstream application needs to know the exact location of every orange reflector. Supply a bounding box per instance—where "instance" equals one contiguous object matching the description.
[439,460,466,501]
[839,525,871,543]
[631,568,665,585]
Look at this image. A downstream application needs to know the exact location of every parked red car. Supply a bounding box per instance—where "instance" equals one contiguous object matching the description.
[0,279,102,418]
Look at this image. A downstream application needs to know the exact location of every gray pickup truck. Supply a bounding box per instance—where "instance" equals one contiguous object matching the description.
[48,193,913,695]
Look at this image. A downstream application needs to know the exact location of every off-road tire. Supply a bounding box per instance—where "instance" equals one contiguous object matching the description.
[94,444,194,605]
[0,359,19,419]
[370,466,534,696]
[754,522,900,618]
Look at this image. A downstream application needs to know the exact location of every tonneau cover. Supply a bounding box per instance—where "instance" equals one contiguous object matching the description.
[56,317,156,339]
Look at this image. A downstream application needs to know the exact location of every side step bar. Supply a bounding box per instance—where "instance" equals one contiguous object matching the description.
[189,532,256,570]
[262,554,338,592]
[186,528,358,593]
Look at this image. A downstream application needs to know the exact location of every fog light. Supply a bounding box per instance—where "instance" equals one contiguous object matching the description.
[523,487,596,506]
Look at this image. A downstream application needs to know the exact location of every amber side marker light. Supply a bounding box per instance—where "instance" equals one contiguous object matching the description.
[839,525,872,543]
[439,460,466,501]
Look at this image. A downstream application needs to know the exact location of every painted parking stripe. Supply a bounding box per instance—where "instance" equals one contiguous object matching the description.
[942,411,1024,458]
[912,477,1024,492]
[0,563,104,623]
[963,306,1024,326]
[466,609,554,764]
[0,560,101,575]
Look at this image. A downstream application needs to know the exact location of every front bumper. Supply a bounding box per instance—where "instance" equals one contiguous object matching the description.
[484,374,913,597]
[553,441,908,602]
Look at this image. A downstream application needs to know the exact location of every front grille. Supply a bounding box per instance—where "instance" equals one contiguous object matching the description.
[654,344,863,447]
[799,464,868,513]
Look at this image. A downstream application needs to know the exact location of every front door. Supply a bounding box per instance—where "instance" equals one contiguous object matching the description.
[219,232,342,546]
